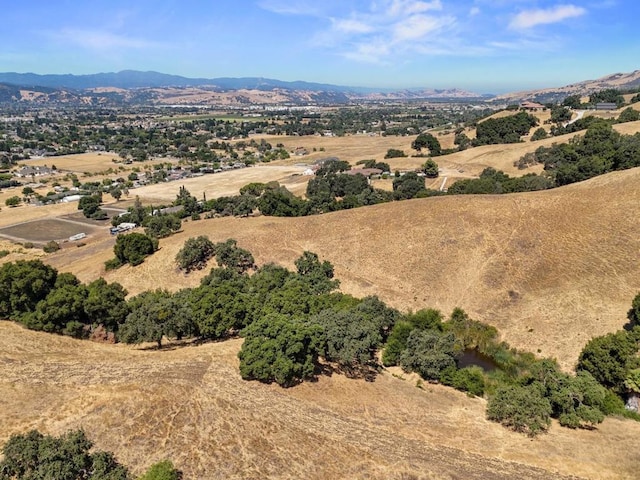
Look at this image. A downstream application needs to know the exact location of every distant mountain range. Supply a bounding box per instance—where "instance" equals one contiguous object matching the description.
[0,70,490,106]
[1,69,639,107]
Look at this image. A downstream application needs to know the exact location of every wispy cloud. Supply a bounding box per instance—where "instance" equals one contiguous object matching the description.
[48,29,162,50]
[509,4,587,30]
[262,0,590,64]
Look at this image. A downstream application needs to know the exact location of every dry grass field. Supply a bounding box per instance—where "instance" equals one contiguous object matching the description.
[1,321,639,479]
[20,152,123,174]
[132,165,309,203]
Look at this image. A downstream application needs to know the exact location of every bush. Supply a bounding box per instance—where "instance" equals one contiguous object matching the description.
[43,241,60,253]
[5,195,20,207]
[384,148,407,159]
[139,460,182,480]
[440,366,485,397]
[104,257,123,270]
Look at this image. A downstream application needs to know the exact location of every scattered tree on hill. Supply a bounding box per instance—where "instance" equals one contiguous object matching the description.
[84,278,129,332]
[110,232,158,267]
[143,213,181,238]
[213,239,255,273]
[589,88,624,108]
[176,235,216,272]
[0,259,58,319]
[422,158,439,178]
[295,251,338,294]
[392,172,426,200]
[550,106,572,123]
[412,132,442,155]
[627,292,640,328]
[316,158,351,176]
[562,95,582,109]
[577,329,640,394]
[454,132,471,150]
[618,107,640,123]
[78,194,106,219]
[474,111,538,145]
[23,282,88,336]
[399,330,458,380]
[531,127,548,141]
[0,429,129,480]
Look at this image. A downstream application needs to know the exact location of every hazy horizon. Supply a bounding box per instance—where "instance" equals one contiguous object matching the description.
[2,1,639,94]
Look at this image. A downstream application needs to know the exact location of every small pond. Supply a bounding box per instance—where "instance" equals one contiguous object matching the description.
[458,349,499,371]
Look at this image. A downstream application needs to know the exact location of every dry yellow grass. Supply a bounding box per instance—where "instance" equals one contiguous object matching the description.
[1,321,639,479]
[132,165,309,203]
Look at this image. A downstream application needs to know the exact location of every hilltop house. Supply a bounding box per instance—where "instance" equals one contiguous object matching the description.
[520,101,545,111]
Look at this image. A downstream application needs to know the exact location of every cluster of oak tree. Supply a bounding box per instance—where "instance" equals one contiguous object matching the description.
[0,429,181,480]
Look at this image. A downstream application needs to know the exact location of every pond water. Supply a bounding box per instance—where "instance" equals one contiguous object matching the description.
[458,348,499,371]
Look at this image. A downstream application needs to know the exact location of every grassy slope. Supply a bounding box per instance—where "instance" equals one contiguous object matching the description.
[1,321,639,479]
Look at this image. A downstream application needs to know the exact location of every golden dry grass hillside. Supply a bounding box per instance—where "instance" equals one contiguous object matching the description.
[44,166,640,371]
[2,320,640,479]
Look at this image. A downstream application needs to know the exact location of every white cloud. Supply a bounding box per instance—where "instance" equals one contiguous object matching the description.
[509,4,587,30]
[332,18,375,34]
[469,7,480,16]
[392,14,454,42]
[386,0,443,16]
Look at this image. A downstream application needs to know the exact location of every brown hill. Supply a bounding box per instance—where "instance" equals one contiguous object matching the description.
[47,166,640,370]
[494,69,640,103]
[1,320,639,479]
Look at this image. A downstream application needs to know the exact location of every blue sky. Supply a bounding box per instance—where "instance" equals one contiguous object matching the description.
[1,0,638,93]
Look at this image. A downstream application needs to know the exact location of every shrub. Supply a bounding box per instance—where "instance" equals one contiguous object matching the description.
[440,366,485,397]
[384,148,407,159]
[139,460,182,480]
[43,241,60,253]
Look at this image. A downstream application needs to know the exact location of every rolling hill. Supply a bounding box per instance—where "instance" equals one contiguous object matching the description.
[2,156,640,479]
[494,70,640,103]
[44,166,640,370]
